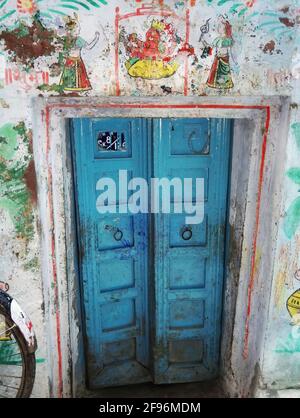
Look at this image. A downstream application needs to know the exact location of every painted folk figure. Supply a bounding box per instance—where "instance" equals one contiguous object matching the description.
[202,18,234,90]
[60,14,99,92]
[123,19,194,80]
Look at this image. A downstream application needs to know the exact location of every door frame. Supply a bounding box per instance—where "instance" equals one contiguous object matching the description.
[32,96,290,398]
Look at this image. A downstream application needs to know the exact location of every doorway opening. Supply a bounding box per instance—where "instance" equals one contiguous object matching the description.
[33,97,288,398]
[70,117,232,390]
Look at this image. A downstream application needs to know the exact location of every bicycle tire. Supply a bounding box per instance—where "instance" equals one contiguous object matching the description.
[0,304,36,398]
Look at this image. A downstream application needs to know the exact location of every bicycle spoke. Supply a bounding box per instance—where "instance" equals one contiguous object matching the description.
[2,352,22,358]
[0,391,16,398]
[0,383,19,390]
[0,390,17,397]
[0,324,16,337]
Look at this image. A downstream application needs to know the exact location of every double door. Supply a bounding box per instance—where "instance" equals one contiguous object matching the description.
[71,117,231,388]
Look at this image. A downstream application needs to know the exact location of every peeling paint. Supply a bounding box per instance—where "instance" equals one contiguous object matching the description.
[279,17,295,28]
[263,40,275,55]
[23,256,39,272]
[0,15,57,67]
[0,122,36,243]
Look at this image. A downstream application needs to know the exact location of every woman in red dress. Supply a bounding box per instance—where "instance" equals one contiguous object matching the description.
[60,14,99,92]
[205,18,234,90]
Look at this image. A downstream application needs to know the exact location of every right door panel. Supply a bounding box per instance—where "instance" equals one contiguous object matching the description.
[153,118,232,384]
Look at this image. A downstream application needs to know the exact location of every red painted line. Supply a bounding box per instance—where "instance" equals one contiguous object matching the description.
[115,7,120,96]
[5,69,12,85]
[45,107,63,398]
[243,105,271,359]
[43,71,49,85]
[119,10,180,21]
[45,107,50,153]
[47,103,269,111]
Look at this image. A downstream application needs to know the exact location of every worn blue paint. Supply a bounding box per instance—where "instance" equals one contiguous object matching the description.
[153,118,232,383]
[72,117,232,388]
[72,118,150,388]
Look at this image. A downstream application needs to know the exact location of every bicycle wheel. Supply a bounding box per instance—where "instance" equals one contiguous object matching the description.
[0,305,36,398]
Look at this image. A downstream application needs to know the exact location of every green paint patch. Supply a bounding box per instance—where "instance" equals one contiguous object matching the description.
[23,256,39,272]
[292,123,300,151]
[286,168,300,184]
[275,332,300,354]
[284,122,300,239]
[0,341,45,364]
[0,122,35,243]
[38,83,65,94]
[284,197,300,240]
[0,340,22,365]
[0,124,18,160]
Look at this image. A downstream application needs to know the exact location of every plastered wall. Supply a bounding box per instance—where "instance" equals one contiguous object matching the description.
[0,0,299,397]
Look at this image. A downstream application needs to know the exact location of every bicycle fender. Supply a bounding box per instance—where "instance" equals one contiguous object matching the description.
[0,290,37,353]
[10,299,37,353]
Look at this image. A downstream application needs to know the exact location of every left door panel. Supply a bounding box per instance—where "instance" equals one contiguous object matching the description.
[71,118,151,388]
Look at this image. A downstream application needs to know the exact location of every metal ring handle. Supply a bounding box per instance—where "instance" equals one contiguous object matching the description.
[114,229,123,241]
[181,226,192,241]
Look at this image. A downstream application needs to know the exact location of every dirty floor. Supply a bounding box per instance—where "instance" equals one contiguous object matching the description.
[86,379,227,398]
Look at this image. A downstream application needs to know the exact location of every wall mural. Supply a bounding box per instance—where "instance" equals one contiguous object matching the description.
[58,13,99,92]
[287,269,300,325]
[121,19,194,80]
[0,1,105,92]
[274,269,300,355]
[115,3,194,95]
[287,289,300,324]
[0,11,99,92]
[199,16,234,89]
[0,0,298,95]
[0,0,109,22]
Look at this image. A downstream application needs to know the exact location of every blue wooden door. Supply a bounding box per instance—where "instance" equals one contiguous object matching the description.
[152,118,231,383]
[72,117,231,388]
[72,118,151,388]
